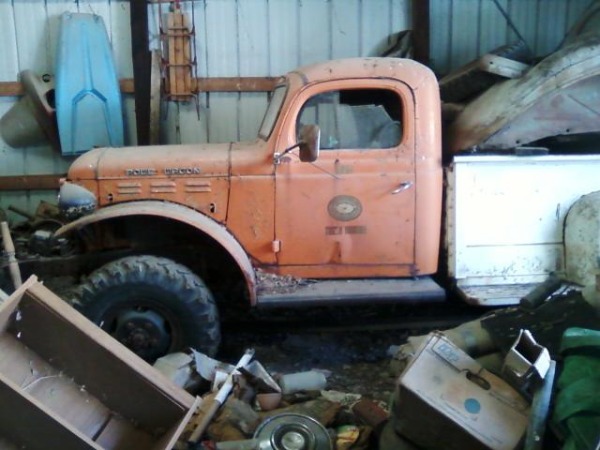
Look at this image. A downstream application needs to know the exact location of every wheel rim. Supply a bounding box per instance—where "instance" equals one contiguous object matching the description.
[115,309,170,355]
[99,297,182,361]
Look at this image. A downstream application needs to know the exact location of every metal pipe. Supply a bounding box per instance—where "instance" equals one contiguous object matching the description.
[524,360,556,450]
[1,221,22,290]
[188,348,255,443]
[519,274,562,311]
[491,0,531,53]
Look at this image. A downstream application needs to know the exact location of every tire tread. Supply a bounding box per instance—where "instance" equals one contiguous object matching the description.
[73,255,220,356]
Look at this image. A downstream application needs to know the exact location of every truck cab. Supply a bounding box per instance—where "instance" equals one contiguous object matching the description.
[230,58,442,279]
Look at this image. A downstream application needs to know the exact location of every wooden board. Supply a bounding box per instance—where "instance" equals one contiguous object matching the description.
[0,334,110,439]
[167,11,179,97]
[166,10,193,99]
[16,282,194,428]
[0,276,198,450]
[95,416,156,450]
[0,77,277,96]
[0,373,101,450]
[0,174,63,191]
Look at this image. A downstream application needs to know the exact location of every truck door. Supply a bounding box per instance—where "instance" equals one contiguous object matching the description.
[274,79,417,278]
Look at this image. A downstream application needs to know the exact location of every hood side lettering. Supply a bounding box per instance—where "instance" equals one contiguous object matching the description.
[126,168,157,176]
[124,167,202,176]
[165,167,201,175]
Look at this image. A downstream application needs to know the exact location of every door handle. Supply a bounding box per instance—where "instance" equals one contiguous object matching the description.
[392,181,413,195]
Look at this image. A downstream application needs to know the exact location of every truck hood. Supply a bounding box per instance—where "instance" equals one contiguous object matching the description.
[68,143,232,180]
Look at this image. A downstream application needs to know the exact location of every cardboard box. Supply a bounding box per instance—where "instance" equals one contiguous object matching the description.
[0,276,199,450]
[392,333,530,450]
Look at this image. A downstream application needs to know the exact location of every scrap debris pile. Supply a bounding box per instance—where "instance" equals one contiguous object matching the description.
[383,283,600,450]
[154,282,600,450]
[149,279,600,449]
[0,213,599,449]
[155,348,385,450]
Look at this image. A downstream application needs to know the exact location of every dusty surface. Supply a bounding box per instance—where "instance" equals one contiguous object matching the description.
[218,300,481,408]
[255,268,310,295]
[219,320,412,407]
[43,273,477,409]
[41,273,477,409]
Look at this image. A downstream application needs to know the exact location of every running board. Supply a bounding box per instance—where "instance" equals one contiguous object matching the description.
[256,277,446,309]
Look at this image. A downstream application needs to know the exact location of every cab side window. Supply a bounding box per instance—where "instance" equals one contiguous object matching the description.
[297,89,402,150]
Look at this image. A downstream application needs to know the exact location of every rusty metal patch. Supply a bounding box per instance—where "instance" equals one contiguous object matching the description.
[327,195,362,222]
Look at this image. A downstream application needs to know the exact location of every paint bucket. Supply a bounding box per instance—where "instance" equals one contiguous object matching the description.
[0,71,57,148]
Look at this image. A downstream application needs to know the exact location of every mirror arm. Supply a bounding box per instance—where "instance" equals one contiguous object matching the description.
[274,142,301,165]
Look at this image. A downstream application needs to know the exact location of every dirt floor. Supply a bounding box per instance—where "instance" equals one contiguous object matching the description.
[41,274,482,409]
[212,305,477,449]
[219,327,408,406]
[39,274,477,409]
[217,301,482,407]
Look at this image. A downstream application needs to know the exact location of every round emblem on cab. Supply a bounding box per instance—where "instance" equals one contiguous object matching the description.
[327,195,362,221]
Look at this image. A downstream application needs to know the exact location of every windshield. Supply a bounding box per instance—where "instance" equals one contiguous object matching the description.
[258,84,287,140]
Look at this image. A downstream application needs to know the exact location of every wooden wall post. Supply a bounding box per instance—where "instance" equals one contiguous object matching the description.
[130,0,151,145]
[412,0,430,66]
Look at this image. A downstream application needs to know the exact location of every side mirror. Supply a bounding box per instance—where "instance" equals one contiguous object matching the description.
[298,124,320,162]
[274,124,321,165]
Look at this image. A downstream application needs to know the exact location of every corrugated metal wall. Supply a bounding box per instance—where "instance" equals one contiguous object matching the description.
[0,0,135,220]
[430,0,594,75]
[0,0,594,218]
[156,0,412,145]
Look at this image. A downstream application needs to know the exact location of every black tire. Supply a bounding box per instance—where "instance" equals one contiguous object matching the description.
[73,255,220,361]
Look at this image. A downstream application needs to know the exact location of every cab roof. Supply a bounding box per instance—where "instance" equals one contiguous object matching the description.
[287,57,436,89]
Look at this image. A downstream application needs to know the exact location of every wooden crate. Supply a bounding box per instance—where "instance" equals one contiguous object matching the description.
[0,276,199,450]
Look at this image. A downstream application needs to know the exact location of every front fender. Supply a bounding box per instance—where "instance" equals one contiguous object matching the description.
[55,200,257,304]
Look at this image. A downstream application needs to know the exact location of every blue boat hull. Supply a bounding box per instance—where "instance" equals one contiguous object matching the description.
[56,13,124,156]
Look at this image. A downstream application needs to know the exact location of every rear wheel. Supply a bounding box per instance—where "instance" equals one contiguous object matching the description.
[73,255,220,361]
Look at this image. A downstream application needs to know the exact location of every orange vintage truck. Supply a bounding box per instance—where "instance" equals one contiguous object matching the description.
[21,27,600,360]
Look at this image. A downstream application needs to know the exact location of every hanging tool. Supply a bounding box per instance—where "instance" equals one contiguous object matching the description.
[155,0,200,116]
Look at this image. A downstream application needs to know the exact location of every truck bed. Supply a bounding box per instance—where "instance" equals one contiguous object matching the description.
[446,153,600,306]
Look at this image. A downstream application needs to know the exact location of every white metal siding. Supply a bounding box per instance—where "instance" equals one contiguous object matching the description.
[430,0,594,75]
[155,0,411,145]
